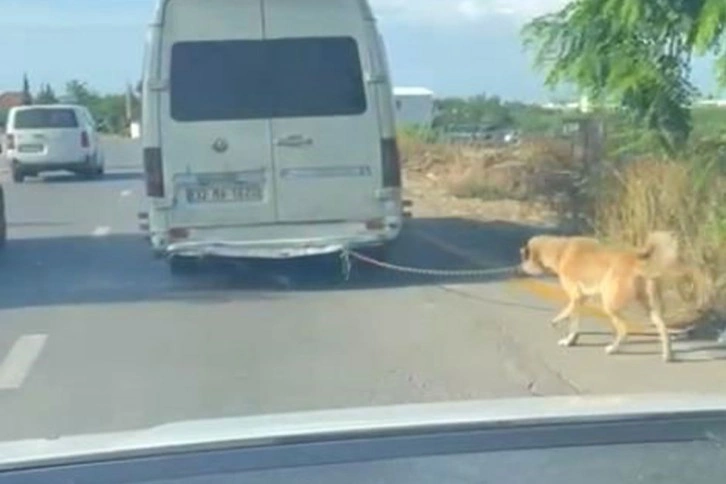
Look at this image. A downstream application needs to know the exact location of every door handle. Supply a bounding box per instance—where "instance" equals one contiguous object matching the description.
[274,134,313,147]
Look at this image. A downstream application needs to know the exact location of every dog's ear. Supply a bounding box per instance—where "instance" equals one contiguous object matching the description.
[519,244,530,261]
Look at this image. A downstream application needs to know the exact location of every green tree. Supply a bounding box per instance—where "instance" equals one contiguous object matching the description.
[64,80,99,106]
[35,84,58,104]
[62,80,126,133]
[522,0,726,154]
[433,94,517,128]
[94,94,129,134]
[21,73,33,105]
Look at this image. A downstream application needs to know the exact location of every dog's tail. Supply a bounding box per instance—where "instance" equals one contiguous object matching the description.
[636,231,679,277]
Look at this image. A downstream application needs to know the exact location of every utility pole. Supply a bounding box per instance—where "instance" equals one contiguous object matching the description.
[125,82,133,124]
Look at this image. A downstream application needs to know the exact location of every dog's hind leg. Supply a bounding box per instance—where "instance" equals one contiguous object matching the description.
[639,279,673,362]
[649,309,673,362]
[601,281,632,355]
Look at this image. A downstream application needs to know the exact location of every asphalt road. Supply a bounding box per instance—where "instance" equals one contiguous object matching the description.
[0,137,724,442]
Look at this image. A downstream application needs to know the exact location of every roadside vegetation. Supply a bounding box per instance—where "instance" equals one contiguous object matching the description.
[402,108,725,330]
[532,0,726,325]
[402,0,726,328]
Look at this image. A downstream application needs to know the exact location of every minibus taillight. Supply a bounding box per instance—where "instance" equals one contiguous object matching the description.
[143,147,164,197]
[381,138,401,188]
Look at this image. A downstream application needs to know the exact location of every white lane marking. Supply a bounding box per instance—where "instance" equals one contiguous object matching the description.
[120,189,132,197]
[0,334,48,390]
[92,226,111,237]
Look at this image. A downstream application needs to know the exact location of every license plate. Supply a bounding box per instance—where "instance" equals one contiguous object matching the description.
[18,144,43,153]
[185,182,263,204]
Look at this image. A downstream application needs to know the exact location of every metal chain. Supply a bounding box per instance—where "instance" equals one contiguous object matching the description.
[340,248,518,279]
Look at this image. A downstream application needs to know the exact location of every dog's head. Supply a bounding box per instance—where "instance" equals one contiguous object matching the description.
[518,236,548,276]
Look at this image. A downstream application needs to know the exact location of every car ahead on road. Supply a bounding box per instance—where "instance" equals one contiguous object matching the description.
[141,0,403,272]
[3,104,105,182]
[2,394,726,483]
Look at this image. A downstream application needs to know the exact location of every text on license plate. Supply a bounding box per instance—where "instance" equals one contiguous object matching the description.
[185,183,263,203]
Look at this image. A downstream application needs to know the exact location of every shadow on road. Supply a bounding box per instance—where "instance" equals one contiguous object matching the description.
[0,216,555,311]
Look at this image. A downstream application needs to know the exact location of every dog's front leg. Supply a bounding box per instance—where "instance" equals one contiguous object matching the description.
[555,296,583,347]
[558,313,582,347]
[551,301,575,326]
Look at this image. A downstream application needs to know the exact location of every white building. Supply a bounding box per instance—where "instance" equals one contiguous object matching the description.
[696,98,726,107]
[393,87,435,128]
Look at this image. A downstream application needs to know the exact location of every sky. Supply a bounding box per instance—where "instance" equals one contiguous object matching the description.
[0,0,720,102]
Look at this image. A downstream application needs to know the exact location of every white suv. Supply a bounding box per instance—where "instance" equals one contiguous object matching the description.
[3,104,105,182]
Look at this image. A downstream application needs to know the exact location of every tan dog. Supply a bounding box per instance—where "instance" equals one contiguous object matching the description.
[519,231,680,362]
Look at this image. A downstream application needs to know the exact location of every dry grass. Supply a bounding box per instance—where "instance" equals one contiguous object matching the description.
[594,157,726,325]
[401,133,578,203]
[400,131,726,330]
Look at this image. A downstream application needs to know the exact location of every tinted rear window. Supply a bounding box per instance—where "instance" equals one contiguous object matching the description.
[170,37,367,121]
[13,108,79,129]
